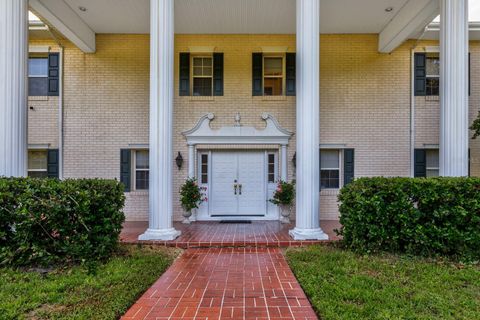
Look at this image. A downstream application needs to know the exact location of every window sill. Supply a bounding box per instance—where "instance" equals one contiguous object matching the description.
[189,96,215,101]
[28,96,49,101]
[320,189,340,196]
[127,190,149,195]
[255,95,289,101]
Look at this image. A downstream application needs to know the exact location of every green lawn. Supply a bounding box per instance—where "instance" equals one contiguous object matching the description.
[286,245,480,320]
[0,245,179,320]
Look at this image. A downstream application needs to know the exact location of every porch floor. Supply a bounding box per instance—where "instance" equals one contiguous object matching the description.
[121,220,341,248]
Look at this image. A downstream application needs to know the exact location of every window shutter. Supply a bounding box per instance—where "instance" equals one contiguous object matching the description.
[414,149,426,177]
[343,149,355,185]
[414,53,426,96]
[468,148,471,177]
[286,53,296,96]
[120,149,131,192]
[469,53,471,96]
[179,53,190,96]
[213,53,224,96]
[48,53,60,96]
[252,53,263,96]
[47,149,59,178]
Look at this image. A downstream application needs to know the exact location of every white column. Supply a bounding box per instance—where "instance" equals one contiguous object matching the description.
[0,0,28,177]
[188,145,195,178]
[290,0,328,240]
[139,0,180,240]
[281,145,288,181]
[440,0,469,177]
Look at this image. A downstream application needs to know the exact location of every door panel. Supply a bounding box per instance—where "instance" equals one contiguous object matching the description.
[210,152,238,215]
[237,152,266,215]
[209,151,267,217]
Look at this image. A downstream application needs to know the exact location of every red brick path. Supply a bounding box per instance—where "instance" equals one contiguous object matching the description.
[122,248,318,320]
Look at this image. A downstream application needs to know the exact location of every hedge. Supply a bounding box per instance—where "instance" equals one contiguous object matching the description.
[0,177,125,266]
[338,177,480,260]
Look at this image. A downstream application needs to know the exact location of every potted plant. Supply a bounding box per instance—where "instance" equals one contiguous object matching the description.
[269,180,295,224]
[179,178,206,224]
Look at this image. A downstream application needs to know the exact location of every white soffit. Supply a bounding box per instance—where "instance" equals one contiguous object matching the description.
[61,0,409,34]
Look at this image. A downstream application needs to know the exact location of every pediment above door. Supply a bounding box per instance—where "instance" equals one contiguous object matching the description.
[182,113,293,145]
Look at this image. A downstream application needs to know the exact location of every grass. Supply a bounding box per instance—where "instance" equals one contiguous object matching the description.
[286,245,480,320]
[0,245,179,320]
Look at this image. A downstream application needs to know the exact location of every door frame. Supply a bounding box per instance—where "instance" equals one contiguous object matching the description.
[196,149,279,221]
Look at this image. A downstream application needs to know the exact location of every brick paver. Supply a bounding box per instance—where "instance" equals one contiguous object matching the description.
[122,248,318,320]
[121,221,340,248]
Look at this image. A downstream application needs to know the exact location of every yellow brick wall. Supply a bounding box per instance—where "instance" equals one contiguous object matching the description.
[28,34,480,221]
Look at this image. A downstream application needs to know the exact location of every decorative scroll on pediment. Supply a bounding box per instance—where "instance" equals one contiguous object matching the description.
[182,113,293,145]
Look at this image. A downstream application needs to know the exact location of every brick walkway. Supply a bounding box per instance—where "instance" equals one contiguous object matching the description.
[122,248,318,320]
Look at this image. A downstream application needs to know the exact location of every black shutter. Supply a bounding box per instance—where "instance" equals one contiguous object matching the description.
[414,53,426,96]
[120,149,131,192]
[213,53,224,96]
[48,53,60,96]
[468,148,471,177]
[344,149,355,186]
[179,53,190,96]
[286,53,296,96]
[47,149,59,178]
[252,53,263,96]
[469,53,471,96]
[414,149,427,177]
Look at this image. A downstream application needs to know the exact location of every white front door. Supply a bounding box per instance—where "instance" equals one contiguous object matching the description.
[209,151,266,216]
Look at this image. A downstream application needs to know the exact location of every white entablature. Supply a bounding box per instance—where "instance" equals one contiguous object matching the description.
[182,113,293,146]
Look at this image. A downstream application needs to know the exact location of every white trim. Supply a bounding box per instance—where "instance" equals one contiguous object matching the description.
[188,46,216,53]
[29,45,50,53]
[261,46,289,53]
[183,113,293,146]
[28,144,50,150]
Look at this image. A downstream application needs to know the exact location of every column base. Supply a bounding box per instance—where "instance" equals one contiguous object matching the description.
[138,228,181,241]
[289,227,329,240]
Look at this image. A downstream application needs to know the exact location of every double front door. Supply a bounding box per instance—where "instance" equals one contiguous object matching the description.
[209,151,266,216]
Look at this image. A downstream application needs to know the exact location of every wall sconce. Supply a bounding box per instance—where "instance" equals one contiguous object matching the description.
[175,152,183,170]
[292,152,296,168]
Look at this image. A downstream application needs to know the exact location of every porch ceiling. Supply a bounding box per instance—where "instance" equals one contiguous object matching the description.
[60,0,411,34]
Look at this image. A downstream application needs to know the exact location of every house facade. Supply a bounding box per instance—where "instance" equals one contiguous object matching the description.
[1,0,479,240]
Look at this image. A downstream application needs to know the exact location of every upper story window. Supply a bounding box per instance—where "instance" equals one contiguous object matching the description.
[133,150,149,190]
[28,150,48,178]
[263,56,284,96]
[426,149,439,177]
[192,56,213,96]
[320,150,340,189]
[28,56,48,96]
[414,52,470,97]
[426,53,440,96]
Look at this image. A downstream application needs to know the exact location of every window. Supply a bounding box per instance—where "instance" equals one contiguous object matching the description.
[263,56,284,96]
[320,150,340,189]
[200,154,209,184]
[134,150,149,190]
[192,56,213,96]
[426,149,439,177]
[267,153,276,183]
[426,53,440,96]
[28,150,48,178]
[28,56,48,96]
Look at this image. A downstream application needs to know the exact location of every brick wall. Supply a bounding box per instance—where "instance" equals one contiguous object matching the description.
[28,35,480,221]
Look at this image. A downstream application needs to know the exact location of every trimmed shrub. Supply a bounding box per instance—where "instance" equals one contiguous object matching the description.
[338,177,480,260]
[0,177,125,266]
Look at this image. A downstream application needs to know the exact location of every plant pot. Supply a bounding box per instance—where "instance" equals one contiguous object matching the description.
[279,205,291,224]
[182,210,192,224]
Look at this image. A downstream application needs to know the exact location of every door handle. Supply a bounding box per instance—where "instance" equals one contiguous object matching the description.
[234,183,238,195]
[239,184,242,195]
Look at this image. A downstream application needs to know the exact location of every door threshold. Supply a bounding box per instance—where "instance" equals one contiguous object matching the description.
[220,220,252,224]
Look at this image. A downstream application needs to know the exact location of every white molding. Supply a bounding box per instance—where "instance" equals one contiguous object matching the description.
[29,45,50,53]
[28,144,50,150]
[261,46,290,53]
[182,113,293,146]
[29,0,96,53]
[128,143,149,149]
[320,144,347,149]
[188,46,216,53]
[379,0,439,53]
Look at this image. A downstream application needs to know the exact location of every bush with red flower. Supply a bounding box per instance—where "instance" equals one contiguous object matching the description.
[179,178,206,212]
[269,180,295,206]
